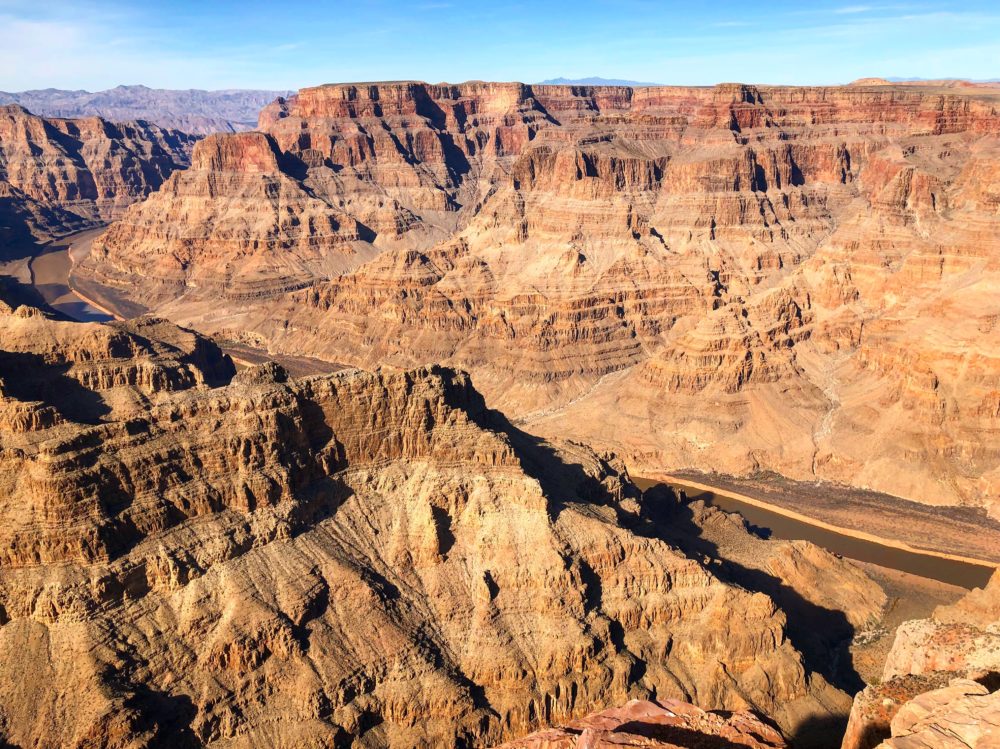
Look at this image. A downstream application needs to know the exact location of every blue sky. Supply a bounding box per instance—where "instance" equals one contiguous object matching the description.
[1,0,998,91]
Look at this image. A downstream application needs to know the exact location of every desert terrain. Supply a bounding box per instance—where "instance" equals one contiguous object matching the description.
[69,81,1000,527]
[0,77,998,749]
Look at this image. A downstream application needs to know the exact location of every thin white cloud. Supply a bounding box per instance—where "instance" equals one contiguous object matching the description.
[0,7,298,90]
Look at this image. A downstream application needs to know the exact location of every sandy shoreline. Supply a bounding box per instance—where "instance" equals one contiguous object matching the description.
[640,473,999,572]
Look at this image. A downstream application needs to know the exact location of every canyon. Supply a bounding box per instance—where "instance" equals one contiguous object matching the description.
[1,78,999,748]
[73,80,1000,531]
[0,103,195,253]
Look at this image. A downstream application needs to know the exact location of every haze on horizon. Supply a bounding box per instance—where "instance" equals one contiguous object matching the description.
[1,0,999,92]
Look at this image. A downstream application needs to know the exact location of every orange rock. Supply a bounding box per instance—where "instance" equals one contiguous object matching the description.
[0,300,862,748]
[0,104,194,246]
[78,81,1000,518]
[495,698,787,748]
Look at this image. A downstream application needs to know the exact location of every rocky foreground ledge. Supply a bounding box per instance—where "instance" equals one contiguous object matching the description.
[495,698,787,748]
[843,570,1000,749]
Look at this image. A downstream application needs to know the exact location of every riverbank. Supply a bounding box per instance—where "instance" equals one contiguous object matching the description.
[25,228,348,377]
[633,474,997,589]
[673,471,1000,566]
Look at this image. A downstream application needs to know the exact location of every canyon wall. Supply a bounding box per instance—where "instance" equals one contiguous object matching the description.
[77,81,1000,518]
[0,104,195,252]
[0,297,887,748]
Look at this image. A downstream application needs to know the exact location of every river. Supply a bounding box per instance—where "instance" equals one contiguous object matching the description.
[27,228,113,322]
[633,476,995,589]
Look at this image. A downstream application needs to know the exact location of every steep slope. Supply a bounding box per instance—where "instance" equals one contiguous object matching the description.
[0,85,292,134]
[0,299,878,748]
[84,132,376,303]
[77,81,1000,518]
[0,104,196,252]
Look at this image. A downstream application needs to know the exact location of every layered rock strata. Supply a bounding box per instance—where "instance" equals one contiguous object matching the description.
[86,132,376,303]
[0,299,874,748]
[78,81,1000,519]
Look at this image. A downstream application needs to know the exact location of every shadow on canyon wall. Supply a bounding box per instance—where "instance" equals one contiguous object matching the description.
[473,398,860,749]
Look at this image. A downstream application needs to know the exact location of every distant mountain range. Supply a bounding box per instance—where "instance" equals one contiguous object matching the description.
[0,85,291,134]
[538,76,663,87]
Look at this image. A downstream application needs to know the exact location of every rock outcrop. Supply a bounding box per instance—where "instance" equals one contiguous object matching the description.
[77,81,1000,521]
[0,104,195,252]
[842,571,1000,749]
[0,298,876,748]
[494,697,787,748]
[85,131,376,304]
[874,679,1000,749]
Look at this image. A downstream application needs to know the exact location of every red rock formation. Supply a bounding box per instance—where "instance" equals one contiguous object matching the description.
[494,698,786,748]
[85,132,374,304]
[0,299,881,748]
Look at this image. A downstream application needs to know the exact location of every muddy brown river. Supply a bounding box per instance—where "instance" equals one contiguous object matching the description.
[28,229,113,322]
[634,476,995,589]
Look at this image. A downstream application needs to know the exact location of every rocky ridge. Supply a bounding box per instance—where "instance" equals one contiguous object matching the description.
[0,85,292,135]
[76,81,1000,519]
[0,297,884,748]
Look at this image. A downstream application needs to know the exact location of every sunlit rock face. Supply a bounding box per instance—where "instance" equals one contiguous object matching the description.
[842,571,1000,749]
[493,697,788,748]
[80,81,1000,516]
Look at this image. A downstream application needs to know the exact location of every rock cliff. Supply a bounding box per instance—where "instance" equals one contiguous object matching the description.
[76,81,1000,519]
[0,104,195,252]
[0,298,875,748]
